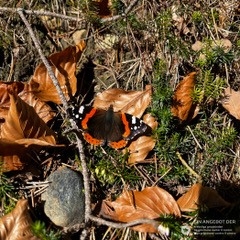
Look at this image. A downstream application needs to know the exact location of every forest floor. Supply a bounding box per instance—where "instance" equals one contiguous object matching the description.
[0,0,240,239]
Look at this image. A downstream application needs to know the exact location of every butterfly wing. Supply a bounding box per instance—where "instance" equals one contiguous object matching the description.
[122,113,149,141]
[73,105,151,149]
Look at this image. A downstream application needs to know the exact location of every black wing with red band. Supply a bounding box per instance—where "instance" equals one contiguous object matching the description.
[73,105,150,149]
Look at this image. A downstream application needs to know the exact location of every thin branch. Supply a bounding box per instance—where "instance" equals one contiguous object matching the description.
[0,7,84,22]
[176,151,202,181]
[17,8,92,225]
[76,137,91,222]
[17,8,69,111]
[64,216,159,235]
[102,0,140,23]
[0,1,140,25]
[89,215,159,229]
[187,126,202,149]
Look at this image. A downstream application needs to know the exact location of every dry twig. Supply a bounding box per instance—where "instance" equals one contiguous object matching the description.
[0,7,84,22]
[17,8,69,110]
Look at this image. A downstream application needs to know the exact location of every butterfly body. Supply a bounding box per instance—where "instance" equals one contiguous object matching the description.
[73,105,150,149]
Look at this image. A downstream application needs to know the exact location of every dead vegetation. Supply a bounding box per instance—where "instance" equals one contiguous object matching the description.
[0,0,240,239]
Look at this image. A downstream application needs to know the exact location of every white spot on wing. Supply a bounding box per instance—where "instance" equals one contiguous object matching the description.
[79,106,84,114]
[132,116,136,124]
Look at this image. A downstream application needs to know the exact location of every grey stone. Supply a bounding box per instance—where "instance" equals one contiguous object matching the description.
[41,167,85,227]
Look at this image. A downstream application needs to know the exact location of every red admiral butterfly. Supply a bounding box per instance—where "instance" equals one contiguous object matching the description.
[73,105,150,149]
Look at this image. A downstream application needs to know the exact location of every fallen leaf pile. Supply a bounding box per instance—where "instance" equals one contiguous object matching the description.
[0,27,236,238]
[0,85,58,172]
[0,39,158,170]
[1,184,230,237]
[0,41,86,172]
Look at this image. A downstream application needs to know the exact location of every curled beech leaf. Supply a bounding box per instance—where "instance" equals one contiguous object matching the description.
[171,72,199,122]
[177,183,231,212]
[93,85,152,118]
[100,186,181,233]
[0,199,40,240]
[0,82,25,120]
[29,41,86,104]
[0,92,56,144]
[128,114,157,164]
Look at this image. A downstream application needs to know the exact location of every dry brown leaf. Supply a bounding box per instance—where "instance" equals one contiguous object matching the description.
[29,41,86,104]
[177,183,231,212]
[0,155,24,172]
[0,92,56,144]
[0,139,27,172]
[171,72,198,122]
[142,113,159,130]
[128,114,158,164]
[0,82,25,120]
[0,82,55,123]
[221,87,240,120]
[19,84,55,123]
[100,186,181,233]
[94,85,152,118]
[127,136,155,165]
[0,199,40,240]
[15,138,57,147]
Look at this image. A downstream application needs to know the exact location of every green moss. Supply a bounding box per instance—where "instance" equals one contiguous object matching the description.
[155,10,192,58]
[155,10,172,36]
[192,11,203,23]
[32,221,60,240]
[237,39,240,49]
